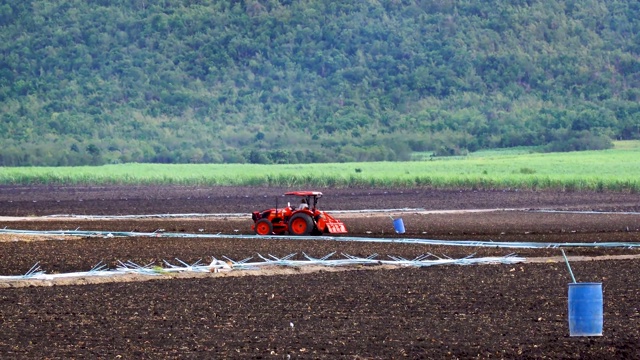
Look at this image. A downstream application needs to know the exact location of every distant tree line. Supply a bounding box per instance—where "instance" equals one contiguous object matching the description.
[1,0,639,166]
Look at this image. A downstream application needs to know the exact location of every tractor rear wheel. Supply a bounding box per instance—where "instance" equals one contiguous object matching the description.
[254,219,273,235]
[288,213,313,236]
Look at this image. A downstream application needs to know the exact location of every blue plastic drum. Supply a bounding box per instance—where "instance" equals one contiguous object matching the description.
[393,218,405,234]
[568,282,603,336]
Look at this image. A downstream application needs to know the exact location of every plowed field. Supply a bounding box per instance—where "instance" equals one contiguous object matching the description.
[1,185,640,359]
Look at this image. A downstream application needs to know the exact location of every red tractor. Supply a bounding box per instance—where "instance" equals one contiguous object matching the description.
[251,191,347,236]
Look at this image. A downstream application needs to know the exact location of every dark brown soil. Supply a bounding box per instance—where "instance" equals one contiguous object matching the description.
[1,185,640,359]
[2,185,640,216]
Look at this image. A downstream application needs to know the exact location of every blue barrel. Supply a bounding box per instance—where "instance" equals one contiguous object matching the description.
[568,282,603,336]
[393,218,405,234]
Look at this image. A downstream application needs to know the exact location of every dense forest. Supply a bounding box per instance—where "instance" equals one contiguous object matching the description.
[1,0,639,166]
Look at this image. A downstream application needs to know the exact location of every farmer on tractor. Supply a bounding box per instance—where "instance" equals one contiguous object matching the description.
[297,199,309,210]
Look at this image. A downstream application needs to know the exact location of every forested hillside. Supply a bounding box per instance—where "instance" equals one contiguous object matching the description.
[1,0,639,166]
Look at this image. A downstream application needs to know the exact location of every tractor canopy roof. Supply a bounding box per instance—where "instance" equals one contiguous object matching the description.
[285,191,323,197]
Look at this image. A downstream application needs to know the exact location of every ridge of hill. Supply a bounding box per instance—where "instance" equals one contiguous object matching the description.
[1,0,639,166]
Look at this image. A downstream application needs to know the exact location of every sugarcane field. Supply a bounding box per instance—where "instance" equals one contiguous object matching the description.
[1,185,640,358]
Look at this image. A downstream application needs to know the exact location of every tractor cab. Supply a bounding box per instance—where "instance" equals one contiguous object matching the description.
[251,191,347,236]
[287,191,321,212]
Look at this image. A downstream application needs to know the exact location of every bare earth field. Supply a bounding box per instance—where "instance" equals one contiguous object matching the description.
[1,185,640,359]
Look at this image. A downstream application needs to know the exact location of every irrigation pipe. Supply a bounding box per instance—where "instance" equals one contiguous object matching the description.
[561,249,577,283]
[41,208,426,220]
[2,228,640,249]
[531,210,640,216]
[38,208,640,220]
[44,213,247,219]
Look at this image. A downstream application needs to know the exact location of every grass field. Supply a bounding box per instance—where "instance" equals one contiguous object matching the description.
[1,141,639,191]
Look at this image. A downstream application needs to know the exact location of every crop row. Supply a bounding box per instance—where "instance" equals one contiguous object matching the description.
[1,144,638,192]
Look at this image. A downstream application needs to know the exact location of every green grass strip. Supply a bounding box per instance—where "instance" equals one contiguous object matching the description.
[1,141,639,192]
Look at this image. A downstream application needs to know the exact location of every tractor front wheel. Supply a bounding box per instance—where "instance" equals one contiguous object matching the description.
[255,219,274,235]
[288,213,313,236]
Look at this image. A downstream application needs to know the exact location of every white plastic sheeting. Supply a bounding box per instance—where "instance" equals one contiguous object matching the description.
[0,253,525,282]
